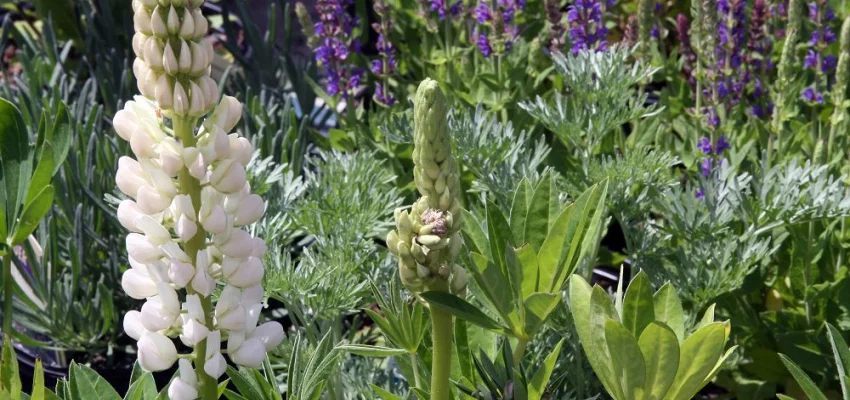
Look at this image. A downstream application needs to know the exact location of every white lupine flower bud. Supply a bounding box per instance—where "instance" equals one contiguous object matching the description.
[216,228,254,258]
[130,128,157,159]
[210,159,246,193]
[201,205,227,234]
[179,40,192,73]
[185,151,207,180]
[167,6,180,35]
[179,317,209,347]
[150,7,168,37]
[139,0,158,7]
[134,8,153,34]
[168,359,199,400]
[173,81,189,115]
[216,304,245,331]
[200,76,218,109]
[162,42,179,75]
[169,259,194,288]
[140,69,159,98]
[123,310,146,341]
[188,80,206,116]
[175,214,197,241]
[230,338,264,368]
[116,156,148,197]
[133,58,147,83]
[242,284,264,305]
[140,282,180,331]
[191,267,215,296]
[137,185,171,214]
[233,194,264,226]
[160,242,191,264]
[179,11,195,39]
[213,96,242,132]
[113,109,138,142]
[143,37,163,69]
[227,330,245,354]
[250,238,268,258]
[243,304,262,333]
[117,200,145,232]
[229,136,253,166]
[138,332,178,372]
[122,268,157,299]
[227,257,264,288]
[190,42,208,75]
[159,142,183,176]
[131,257,169,282]
[126,233,162,264]
[132,32,147,58]
[192,9,208,38]
[135,215,171,244]
[204,331,227,379]
[155,74,173,109]
[250,322,284,351]
[171,194,196,221]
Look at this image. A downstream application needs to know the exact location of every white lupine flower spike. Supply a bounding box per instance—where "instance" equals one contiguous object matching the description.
[114,2,282,399]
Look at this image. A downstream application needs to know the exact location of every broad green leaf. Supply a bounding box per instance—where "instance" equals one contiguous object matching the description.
[606,320,646,400]
[335,344,406,358]
[653,283,684,342]
[778,354,828,400]
[699,344,737,389]
[516,244,540,298]
[826,323,850,399]
[664,323,726,400]
[503,245,524,315]
[696,304,716,330]
[227,366,265,400]
[68,362,121,400]
[1,335,21,399]
[553,183,606,292]
[369,384,404,400]
[536,204,575,294]
[45,103,72,178]
[638,322,680,400]
[622,271,655,338]
[486,200,513,275]
[528,339,563,400]
[570,276,622,399]
[123,372,156,400]
[524,175,551,251]
[461,209,490,256]
[420,291,504,332]
[510,178,532,245]
[12,185,54,245]
[589,285,626,400]
[25,144,52,205]
[32,359,44,400]
[466,252,514,324]
[455,319,474,381]
[522,292,560,338]
[0,99,31,237]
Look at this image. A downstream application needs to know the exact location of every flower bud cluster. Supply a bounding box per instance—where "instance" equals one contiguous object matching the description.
[132,0,218,117]
[386,79,465,293]
[115,94,284,395]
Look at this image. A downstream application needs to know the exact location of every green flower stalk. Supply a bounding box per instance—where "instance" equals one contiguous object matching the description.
[769,0,803,163]
[827,16,850,162]
[637,0,654,59]
[386,78,464,400]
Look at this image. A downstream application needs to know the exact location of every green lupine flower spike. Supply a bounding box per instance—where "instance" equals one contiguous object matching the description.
[387,78,465,293]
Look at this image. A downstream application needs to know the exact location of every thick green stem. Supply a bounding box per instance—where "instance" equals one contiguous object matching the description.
[512,338,528,367]
[410,352,422,389]
[173,116,217,400]
[427,281,453,400]
[3,254,12,334]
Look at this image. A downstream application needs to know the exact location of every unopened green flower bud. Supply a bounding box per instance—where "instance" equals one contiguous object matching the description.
[295,3,319,48]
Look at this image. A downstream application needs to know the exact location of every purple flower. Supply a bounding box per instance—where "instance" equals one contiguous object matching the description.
[375,82,396,106]
[698,137,713,154]
[802,87,824,103]
[312,0,362,98]
[715,136,730,154]
[474,2,491,23]
[474,0,522,56]
[695,188,705,199]
[371,1,398,106]
[567,0,610,54]
[701,158,712,177]
[477,33,492,57]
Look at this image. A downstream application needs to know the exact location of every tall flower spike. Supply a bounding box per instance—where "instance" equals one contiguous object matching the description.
[117,2,283,400]
[386,79,464,293]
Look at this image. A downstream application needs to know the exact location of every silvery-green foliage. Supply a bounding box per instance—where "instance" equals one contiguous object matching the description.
[292,150,402,239]
[241,91,312,173]
[450,105,551,209]
[338,353,407,399]
[520,46,660,154]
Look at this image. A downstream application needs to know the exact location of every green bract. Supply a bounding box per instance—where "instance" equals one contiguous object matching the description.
[569,272,736,400]
[423,172,607,343]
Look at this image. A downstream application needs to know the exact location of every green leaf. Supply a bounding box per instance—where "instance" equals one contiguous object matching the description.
[536,203,575,293]
[778,353,828,400]
[696,304,716,330]
[551,183,607,292]
[0,98,32,238]
[68,362,121,400]
[665,323,726,400]
[45,103,72,178]
[589,285,626,400]
[462,209,490,256]
[1,335,21,399]
[528,339,563,400]
[826,323,850,399]
[486,200,513,276]
[30,0,82,43]
[226,366,266,400]
[25,144,52,206]
[123,372,156,400]
[420,291,504,332]
[653,283,685,342]
[369,384,404,400]
[522,292,560,338]
[466,252,514,325]
[31,359,44,400]
[570,276,621,399]
[510,178,532,245]
[524,174,551,251]
[335,344,407,358]
[622,271,655,338]
[12,185,54,245]
[638,322,680,400]
[606,320,646,400]
[776,395,796,400]
[516,244,540,299]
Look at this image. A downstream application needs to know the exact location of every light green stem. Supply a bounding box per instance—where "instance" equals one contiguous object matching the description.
[410,352,422,389]
[3,253,12,334]
[512,338,528,367]
[173,116,218,400]
[427,281,453,400]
